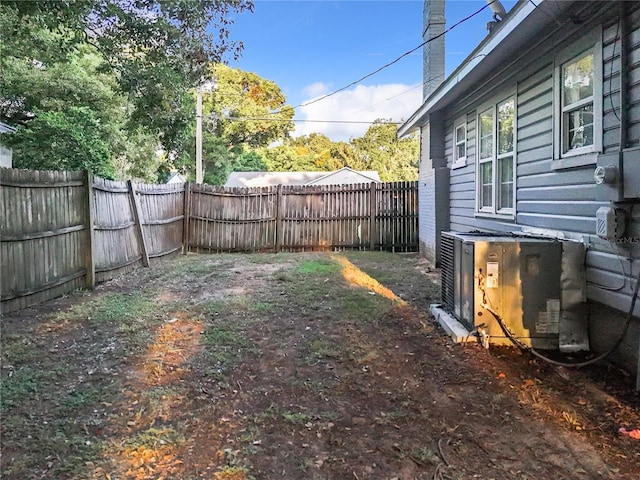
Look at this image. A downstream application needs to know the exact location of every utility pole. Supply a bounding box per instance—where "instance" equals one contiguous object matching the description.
[196,87,203,184]
[195,79,216,185]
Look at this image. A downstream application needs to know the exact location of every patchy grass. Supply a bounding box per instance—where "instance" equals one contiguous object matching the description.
[305,338,342,362]
[2,252,639,480]
[202,318,257,372]
[57,291,160,325]
[292,258,341,276]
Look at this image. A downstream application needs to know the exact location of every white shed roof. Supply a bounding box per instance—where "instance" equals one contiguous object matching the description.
[225,167,380,187]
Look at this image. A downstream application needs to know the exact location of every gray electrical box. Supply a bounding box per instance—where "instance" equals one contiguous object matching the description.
[622,147,640,199]
[441,232,588,351]
[595,147,640,202]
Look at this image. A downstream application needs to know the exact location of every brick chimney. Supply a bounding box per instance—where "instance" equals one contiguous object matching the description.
[423,0,446,100]
[418,0,448,266]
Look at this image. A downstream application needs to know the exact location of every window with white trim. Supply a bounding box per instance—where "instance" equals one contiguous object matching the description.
[476,96,515,215]
[562,51,594,152]
[452,122,466,168]
[553,31,602,161]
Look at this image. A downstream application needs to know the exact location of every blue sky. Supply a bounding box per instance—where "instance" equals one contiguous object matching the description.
[224,0,517,141]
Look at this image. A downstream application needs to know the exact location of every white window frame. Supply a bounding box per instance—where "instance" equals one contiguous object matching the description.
[475,95,516,217]
[553,29,602,165]
[451,120,467,169]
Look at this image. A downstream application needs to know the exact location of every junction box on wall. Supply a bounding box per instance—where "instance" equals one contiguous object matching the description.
[595,147,640,202]
[595,206,626,242]
[594,147,640,241]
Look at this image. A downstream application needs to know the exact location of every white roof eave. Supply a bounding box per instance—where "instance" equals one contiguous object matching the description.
[0,122,16,134]
[398,0,539,137]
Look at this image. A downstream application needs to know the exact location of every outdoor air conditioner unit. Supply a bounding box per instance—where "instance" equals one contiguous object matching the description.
[440,232,589,352]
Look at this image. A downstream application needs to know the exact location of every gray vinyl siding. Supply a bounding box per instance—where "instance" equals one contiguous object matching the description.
[588,8,640,327]
[602,18,622,152]
[513,59,591,233]
[444,9,635,241]
[588,210,640,372]
[629,7,640,143]
[440,5,637,350]
[447,113,474,232]
[515,65,553,165]
[586,206,640,319]
[446,111,518,233]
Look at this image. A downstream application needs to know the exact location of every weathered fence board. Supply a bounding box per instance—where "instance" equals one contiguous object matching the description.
[92,177,144,283]
[188,184,277,253]
[1,168,417,314]
[185,181,418,253]
[279,184,370,251]
[136,182,185,260]
[375,181,419,252]
[1,169,87,313]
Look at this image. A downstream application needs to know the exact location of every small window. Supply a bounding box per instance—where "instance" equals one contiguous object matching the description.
[561,51,594,153]
[478,107,494,209]
[452,122,466,169]
[553,31,602,163]
[476,96,515,215]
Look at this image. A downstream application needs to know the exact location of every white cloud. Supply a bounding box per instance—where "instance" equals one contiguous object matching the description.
[293,83,422,142]
[302,81,330,98]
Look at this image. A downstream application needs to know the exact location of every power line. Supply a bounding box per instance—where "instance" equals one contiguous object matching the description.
[219,115,402,126]
[287,0,493,112]
[205,3,496,126]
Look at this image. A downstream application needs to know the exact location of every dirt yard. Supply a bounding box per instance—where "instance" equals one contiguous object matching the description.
[1,251,639,480]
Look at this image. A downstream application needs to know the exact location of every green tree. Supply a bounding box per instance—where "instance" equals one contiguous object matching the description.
[110,127,163,182]
[202,142,267,186]
[0,42,164,180]
[257,144,307,172]
[350,120,419,181]
[174,64,293,184]
[1,0,253,169]
[289,133,342,171]
[7,107,114,178]
[256,134,354,174]
[204,64,294,148]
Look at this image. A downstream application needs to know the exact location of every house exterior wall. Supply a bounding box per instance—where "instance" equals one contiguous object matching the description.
[426,1,640,376]
[418,113,448,265]
[417,154,435,260]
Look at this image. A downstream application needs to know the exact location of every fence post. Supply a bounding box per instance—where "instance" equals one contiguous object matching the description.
[84,170,95,288]
[182,182,191,254]
[128,180,150,267]
[369,181,377,251]
[275,184,283,252]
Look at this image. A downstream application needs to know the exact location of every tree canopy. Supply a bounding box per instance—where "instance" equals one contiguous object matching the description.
[350,120,420,182]
[256,124,419,184]
[0,0,253,178]
[0,1,419,184]
[206,64,295,148]
[170,63,294,183]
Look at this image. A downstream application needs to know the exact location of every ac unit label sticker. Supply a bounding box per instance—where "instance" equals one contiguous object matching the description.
[486,262,499,288]
[536,299,561,334]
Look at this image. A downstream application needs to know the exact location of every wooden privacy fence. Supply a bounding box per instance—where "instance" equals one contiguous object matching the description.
[1,170,90,313]
[1,167,417,313]
[91,177,185,284]
[1,169,185,313]
[187,182,418,253]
